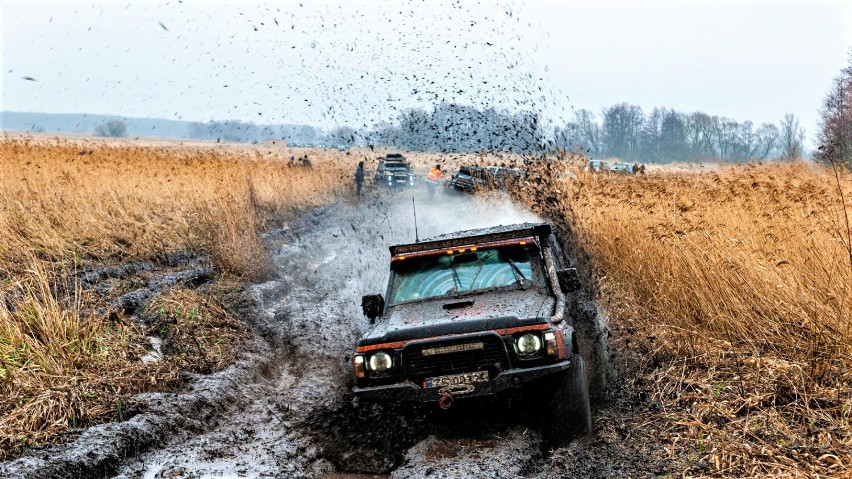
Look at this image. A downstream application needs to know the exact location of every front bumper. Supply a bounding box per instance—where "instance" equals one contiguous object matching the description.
[352,359,572,402]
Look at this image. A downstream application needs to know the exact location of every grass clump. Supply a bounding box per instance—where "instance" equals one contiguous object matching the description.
[142,288,250,374]
[0,261,179,460]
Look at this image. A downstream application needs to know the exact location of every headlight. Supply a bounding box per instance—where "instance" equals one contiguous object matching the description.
[368,351,393,372]
[515,333,542,355]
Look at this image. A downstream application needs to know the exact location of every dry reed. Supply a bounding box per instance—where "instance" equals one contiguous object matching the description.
[518,158,852,478]
[0,136,347,459]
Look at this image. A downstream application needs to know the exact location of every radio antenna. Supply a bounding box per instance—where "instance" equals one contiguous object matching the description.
[412,197,420,243]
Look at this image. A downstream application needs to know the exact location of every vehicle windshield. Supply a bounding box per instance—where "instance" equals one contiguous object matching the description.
[384,163,410,171]
[389,243,541,305]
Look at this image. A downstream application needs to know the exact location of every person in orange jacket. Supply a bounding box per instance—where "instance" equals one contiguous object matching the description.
[425,164,445,199]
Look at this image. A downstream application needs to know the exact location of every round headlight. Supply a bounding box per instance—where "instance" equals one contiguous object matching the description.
[368,351,393,372]
[516,333,542,355]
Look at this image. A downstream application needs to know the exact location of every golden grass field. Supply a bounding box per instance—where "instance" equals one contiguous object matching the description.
[0,136,349,458]
[520,158,852,477]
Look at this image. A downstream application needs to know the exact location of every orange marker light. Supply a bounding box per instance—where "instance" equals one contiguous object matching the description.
[353,355,366,378]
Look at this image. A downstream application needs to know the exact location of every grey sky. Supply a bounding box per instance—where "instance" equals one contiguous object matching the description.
[2,0,851,147]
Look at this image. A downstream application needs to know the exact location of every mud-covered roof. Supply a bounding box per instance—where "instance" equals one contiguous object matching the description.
[390,222,551,256]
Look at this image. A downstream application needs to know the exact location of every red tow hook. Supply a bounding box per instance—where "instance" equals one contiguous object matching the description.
[438,391,453,410]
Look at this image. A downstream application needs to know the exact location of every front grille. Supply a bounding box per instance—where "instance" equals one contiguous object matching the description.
[402,334,508,384]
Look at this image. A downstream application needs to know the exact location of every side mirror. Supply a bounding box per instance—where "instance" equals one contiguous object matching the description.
[361,294,385,323]
[556,268,581,293]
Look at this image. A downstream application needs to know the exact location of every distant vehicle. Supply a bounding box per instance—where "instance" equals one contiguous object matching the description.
[587,160,609,172]
[446,165,487,194]
[609,163,633,174]
[374,153,416,188]
[337,145,349,152]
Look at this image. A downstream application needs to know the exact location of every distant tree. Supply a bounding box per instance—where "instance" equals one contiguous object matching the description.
[638,107,663,162]
[816,53,852,167]
[712,116,739,161]
[94,119,127,138]
[574,109,601,156]
[601,103,643,160]
[685,112,716,160]
[328,126,357,146]
[779,113,806,160]
[659,110,687,161]
[754,123,780,160]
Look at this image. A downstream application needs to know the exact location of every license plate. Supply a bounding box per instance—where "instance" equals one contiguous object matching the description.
[423,371,489,389]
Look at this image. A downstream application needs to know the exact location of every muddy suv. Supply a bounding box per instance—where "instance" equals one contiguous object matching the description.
[374,153,416,188]
[352,223,591,444]
[445,165,488,194]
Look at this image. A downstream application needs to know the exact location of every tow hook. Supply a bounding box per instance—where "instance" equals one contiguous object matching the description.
[438,391,453,410]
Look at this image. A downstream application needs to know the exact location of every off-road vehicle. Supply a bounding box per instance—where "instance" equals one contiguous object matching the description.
[374,153,416,188]
[352,223,591,444]
[445,165,488,194]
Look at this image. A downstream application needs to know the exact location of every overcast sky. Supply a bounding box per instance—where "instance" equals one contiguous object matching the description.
[2,0,851,147]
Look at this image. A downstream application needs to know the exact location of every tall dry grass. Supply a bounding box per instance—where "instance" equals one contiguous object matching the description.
[520,159,852,477]
[0,136,347,458]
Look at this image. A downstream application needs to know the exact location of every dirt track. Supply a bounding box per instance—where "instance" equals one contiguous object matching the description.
[1,188,674,479]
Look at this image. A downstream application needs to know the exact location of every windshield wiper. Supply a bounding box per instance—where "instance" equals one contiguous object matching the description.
[450,264,462,294]
[507,258,527,285]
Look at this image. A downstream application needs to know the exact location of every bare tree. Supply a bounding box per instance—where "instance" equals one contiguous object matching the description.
[94,119,127,138]
[659,110,687,161]
[602,103,643,160]
[712,116,739,161]
[685,112,716,160]
[779,113,806,160]
[816,54,852,167]
[754,123,780,160]
[574,109,601,155]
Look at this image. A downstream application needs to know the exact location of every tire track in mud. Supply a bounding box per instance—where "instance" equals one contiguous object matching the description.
[110,190,551,479]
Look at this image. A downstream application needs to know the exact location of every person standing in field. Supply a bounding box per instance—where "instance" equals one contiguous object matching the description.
[354,161,365,199]
[426,164,445,199]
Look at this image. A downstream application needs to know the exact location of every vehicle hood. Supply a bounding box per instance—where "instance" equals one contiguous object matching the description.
[358,288,555,347]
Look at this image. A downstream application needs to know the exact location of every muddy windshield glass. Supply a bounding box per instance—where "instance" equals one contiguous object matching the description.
[389,244,541,305]
[384,163,409,171]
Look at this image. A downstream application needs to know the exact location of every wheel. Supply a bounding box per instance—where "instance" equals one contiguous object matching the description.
[540,355,592,447]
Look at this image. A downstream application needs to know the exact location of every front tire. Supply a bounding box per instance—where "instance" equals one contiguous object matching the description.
[541,355,592,447]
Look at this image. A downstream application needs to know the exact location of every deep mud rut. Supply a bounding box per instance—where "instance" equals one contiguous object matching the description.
[3,189,673,479]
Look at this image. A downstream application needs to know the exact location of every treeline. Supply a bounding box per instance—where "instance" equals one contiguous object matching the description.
[363,102,545,153]
[187,120,321,145]
[353,101,805,163]
[555,104,805,163]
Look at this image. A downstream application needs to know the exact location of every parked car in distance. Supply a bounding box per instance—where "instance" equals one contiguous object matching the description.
[609,163,634,174]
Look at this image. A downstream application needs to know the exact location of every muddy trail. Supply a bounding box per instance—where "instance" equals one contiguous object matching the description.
[2,190,673,479]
